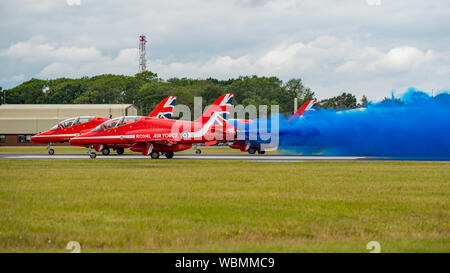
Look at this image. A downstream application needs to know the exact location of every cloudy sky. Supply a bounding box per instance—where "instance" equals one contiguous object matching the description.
[0,0,449,100]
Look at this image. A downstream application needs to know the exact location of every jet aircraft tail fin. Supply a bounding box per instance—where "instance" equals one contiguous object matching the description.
[195,93,233,125]
[148,96,176,119]
[288,99,317,122]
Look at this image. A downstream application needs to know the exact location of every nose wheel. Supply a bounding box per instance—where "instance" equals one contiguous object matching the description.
[46,143,54,155]
[88,145,97,159]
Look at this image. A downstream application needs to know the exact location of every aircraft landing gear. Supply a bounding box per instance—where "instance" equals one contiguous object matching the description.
[47,143,54,155]
[88,145,96,159]
[116,147,124,155]
[150,151,160,159]
[101,147,110,156]
[165,151,174,159]
[247,147,265,155]
[193,144,201,155]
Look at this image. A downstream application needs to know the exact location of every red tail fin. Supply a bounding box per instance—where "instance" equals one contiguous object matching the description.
[148,96,176,119]
[288,99,317,122]
[195,93,233,124]
[184,94,234,140]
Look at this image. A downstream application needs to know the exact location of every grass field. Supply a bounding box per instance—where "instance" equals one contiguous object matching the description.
[0,159,448,252]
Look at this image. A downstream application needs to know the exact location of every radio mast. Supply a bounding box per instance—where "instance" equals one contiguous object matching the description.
[139,34,147,72]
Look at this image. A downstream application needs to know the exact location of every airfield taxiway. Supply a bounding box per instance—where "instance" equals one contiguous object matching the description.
[1,153,449,162]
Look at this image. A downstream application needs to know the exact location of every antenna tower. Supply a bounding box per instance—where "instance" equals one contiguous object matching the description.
[139,34,147,73]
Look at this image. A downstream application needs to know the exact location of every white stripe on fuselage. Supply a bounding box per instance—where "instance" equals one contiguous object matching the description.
[33,134,80,138]
[75,118,218,141]
[73,135,136,140]
[75,108,230,141]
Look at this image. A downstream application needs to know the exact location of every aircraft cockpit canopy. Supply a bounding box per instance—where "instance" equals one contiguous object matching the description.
[92,116,141,132]
[51,116,94,130]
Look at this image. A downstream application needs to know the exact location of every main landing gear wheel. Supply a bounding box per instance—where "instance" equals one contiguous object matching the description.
[164,151,174,159]
[247,148,256,155]
[257,150,265,155]
[90,152,97,159]
[101,147,110,156]
[116,148,125,155]
[150,151,160,159]
[195,149,202,155]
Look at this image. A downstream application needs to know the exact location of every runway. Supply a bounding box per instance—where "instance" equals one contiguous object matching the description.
[1,153,449,162]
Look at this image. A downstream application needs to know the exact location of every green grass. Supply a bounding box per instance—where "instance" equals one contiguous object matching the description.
[0,159,448,252]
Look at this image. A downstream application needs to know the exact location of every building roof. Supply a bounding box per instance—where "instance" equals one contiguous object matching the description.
[0,104,138,134]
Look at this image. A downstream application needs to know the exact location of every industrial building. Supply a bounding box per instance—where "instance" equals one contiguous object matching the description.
[0,104,138,146]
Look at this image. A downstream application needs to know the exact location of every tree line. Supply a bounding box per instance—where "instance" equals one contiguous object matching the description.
[0,71,369,116]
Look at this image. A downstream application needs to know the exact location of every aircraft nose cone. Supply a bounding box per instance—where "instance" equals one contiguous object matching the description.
[30,133,42,142]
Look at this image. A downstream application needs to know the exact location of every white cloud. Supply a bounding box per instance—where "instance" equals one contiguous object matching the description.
[37,48,138,78]
[1,0,450,98]
[148,36,440,79]
[367,46,435,72]
[66,0,81,6]
[0,74,25,83]
[437,65,450,76]
[366,0,381,6]
[8,0,63,13]
[0,37,137,78]
[148,37,446,99]
[0,37,102,63]
[1,35,447,99]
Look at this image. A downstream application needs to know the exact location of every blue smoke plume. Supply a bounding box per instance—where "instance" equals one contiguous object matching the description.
[276,89,450,157]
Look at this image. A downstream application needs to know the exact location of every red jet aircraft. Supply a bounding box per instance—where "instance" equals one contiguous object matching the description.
[84,96,177,156]
[70,94,235,159]
[31,116,109,155]
[31,96,176,155]
[227,99,317,154]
